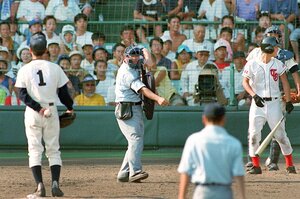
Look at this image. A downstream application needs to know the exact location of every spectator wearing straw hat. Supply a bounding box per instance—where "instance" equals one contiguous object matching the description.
[74,74,105,106]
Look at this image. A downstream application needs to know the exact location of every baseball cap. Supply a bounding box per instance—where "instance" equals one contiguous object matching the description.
[29,18,42,28]
[81,3,93,11]
[0,46,9,54]
[16,45,30,59]
[62,25,75,35]
[30,32,47,53]
[82,40,94,49]
[143,0,157,5]
[57,54,70,65]
[81,74,99,85]
[47,38,60,48]
[214,40,227,51]
[233,51,245,59]
[69,50,84,59]
[196,44,210,53]
[177,45,192,54]
[203,103,226,118]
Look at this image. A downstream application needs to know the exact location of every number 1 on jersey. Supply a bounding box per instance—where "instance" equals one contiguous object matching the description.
[37,70,46,86]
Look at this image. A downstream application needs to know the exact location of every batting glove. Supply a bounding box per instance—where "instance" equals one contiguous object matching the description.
[253,94,265,107]
[286,101,294,114]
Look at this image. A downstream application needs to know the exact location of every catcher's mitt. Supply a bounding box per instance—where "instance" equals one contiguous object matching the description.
[282,92,300,104]
[59,112,76,128]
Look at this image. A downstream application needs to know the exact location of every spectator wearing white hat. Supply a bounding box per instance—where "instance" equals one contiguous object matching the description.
[80,41,94,75]
[60,24,82,55]
[0,46,11,68]
[81,3,93,18]
[47,38,60,63]
[69,50,88,82]
[8,45,31,79]
[213,39,230,71]
[74,13,93,47]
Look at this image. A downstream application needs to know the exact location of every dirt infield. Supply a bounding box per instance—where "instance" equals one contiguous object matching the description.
[1,151,300,199]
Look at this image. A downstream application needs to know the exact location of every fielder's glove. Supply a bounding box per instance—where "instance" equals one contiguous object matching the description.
[282,92,300,104]
[253,94,265,107]
[59,112,76,128]
[286,101,294,114]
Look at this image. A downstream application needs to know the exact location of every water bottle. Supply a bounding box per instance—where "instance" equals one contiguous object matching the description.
[98,14,104,21]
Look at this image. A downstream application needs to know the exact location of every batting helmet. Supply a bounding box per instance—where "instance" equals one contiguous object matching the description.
[264,25,282,38]
[260,36,279,54]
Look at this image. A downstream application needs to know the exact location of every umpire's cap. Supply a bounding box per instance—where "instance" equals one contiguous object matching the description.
[203,103,226,119]
[264,25,282,38]
[260,36,279,54]
[30,32,47,54]
[125,45,143,57]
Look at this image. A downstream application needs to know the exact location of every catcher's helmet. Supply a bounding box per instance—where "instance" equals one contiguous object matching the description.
[125,45,143,57]
[264,25,282,38]
[260,36,279,54]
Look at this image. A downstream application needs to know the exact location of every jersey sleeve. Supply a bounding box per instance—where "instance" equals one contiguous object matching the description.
[57,66,69,88]
[276,59,287,76]
[14,67,26,88]
[242,60,252,79]
[177,136,195,175]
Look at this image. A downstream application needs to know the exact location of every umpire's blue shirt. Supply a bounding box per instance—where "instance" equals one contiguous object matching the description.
[115,62,145,102]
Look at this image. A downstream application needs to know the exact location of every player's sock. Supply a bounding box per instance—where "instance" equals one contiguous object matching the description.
[31,165,43,184]
[284,154,294,167]
[251,156,260,167]
[50,165,61,183]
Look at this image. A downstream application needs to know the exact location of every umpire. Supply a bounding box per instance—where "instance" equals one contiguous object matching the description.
[115,45,169,183]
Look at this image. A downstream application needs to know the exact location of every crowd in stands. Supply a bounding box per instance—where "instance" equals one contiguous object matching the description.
[0,0,300,107]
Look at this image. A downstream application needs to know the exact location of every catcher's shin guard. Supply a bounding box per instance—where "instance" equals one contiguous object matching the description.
[266,139,280,166]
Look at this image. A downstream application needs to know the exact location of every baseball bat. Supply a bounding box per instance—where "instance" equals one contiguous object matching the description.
[255,114,286,157]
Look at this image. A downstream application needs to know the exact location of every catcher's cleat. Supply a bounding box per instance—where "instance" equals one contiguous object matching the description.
[286,166,297,174]
[51,181,64,197]
[266,163,279,171]
[27,182,46,198]
[247,166,262,174]
[129,171,149,182]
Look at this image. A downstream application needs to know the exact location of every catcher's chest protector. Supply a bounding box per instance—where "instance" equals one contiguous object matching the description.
[141,71,156,120]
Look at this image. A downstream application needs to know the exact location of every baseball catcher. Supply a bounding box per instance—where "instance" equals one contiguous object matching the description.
[59,112,76,128]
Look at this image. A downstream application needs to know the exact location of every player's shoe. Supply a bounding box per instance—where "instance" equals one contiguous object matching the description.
[247,166,262,174]
[129,171,149,182]
[117,173,129,182]
[245,161,253,168]
[286,166,297,174]
[51,180,64,197]
[266,163,279,171]
[27,182,46,198]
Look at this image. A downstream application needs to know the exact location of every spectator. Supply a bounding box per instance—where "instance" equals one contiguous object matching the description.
[74,13,93,47]
[69,50,87,82]
[258,11,272,29]
[20,18,43,46]
[181,45,227,106]
[0,0,19,21]
[0,21,19,62]
[247,42,259,56]
[182,24,214,61]
[261,0,298,31]
[161,15,187,52]
[4,85,23,105]
[45,0,81,23]
[253,26,266,44]
[0,56,13,103]
[92,45,118,79]
[16,0,45,35]
[81,3,93,19]
[107,43,126,68]
[91,31,106,46]
[74,74,105,106]
[42,15,60,42]
[0,46,11,69]
[9,19,25,46]
[119,25,136,47]
[234,0,261,21]
[59,24,82,55]
[214,39,230,71]
[149,37,173,78]
[220,15,246,52]
[197,0,228,22]
[47,38,60,63]
[178,103,245,199]
[57,54,77,98]
[9,45,31,79]
[290,28,300,63]
[148,53,186,106]
[170,44,192,80]
[133,0,164,43]
[161,38,175,61]
[217,27,233,62]
[220,51,250,106]
[80,40,94,75]
[93,59,115,104]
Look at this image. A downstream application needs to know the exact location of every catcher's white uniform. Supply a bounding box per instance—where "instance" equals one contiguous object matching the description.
[242,57,293,157]
[15,60,69,167]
